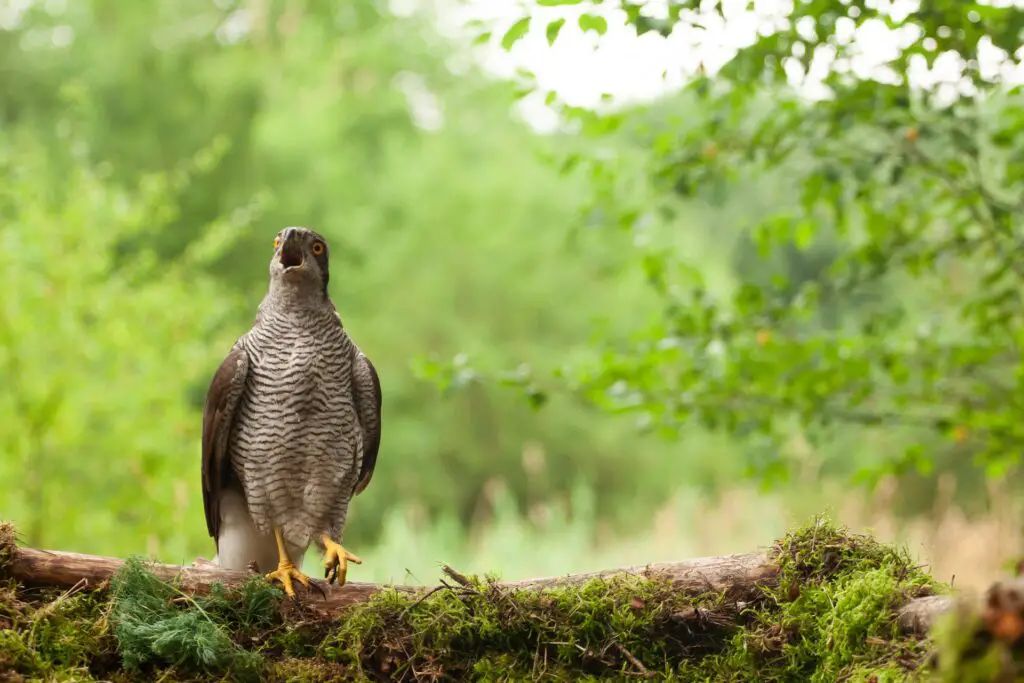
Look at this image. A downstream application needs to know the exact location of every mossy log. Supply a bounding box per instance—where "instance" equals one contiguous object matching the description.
[7,518,1016,681]
[5,535,952,633]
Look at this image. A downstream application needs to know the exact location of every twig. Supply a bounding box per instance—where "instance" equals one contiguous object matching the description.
[441,565,472,588]
[613,641,656,679]
[399,585,449,618]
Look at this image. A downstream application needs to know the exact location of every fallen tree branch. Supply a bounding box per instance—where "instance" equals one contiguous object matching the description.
[14,519,1012,681]
[5,545,402,610]
[4,544,773,609]
[0,540,954,631]
[898,594,959,634]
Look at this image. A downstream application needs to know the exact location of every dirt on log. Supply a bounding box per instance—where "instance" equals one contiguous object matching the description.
[0,518,1018,682]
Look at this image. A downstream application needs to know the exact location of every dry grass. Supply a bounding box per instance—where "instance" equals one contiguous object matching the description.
[841,474,1023,592]
[627,475,1022,594]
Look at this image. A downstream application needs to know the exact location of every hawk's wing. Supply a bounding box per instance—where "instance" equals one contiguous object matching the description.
[351,346,382,496]
[201,343,249,543]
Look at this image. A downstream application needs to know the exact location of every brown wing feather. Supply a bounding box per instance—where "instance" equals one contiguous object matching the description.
[352,350,382,495]
[201,344,248,541]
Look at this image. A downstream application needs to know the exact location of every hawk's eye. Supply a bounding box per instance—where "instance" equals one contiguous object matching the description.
[311,241,325,256]
[274,236,281,250]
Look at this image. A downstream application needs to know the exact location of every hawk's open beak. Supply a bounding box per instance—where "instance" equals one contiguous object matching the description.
[279,235,304,270]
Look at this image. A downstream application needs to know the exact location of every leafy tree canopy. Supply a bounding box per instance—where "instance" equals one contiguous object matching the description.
[427,0,1024,492]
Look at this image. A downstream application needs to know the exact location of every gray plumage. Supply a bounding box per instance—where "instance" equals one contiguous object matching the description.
[201,226,381,582]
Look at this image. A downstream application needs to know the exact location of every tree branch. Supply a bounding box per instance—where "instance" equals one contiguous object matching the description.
[0,540,953,632]
[4,544,774,611]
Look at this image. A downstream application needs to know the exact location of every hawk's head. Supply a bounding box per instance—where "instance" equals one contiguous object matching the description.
[269,226,331,298]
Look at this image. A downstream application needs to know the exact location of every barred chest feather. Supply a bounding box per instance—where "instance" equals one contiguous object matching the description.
[228,308,363,547]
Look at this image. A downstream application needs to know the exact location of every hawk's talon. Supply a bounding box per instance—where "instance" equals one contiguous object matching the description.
[322,536,362,587]
[265,561,315,598]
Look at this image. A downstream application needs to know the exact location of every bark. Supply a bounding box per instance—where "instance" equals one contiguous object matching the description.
[1,541,956,632]
[511,551,777,597]
[4,545,402,609]
[897,594,956,635]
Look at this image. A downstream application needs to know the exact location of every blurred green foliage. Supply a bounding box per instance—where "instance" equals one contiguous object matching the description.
[0,130,247,560]
[0,0,720,569]
[474,0,1024,513]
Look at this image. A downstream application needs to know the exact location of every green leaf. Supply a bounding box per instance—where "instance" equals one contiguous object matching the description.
[537,0,585,5]
[578,13,608,36]
[472,31,492,46]
[793,219,816,250]
[546,18,566,46]
[501,17,531,51]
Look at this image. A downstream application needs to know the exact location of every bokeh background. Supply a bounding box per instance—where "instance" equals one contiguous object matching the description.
[1,0,1021,591]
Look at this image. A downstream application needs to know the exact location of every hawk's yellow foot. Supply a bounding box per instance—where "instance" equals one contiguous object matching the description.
[322,534,362,586]
[266,561,314,598]
[265,526,318,599]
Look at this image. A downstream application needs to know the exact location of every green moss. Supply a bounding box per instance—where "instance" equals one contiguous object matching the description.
[269,657,351,683]
[670,518,941,682]
[309,517,944,681]
[0,581,115,681]
[0,522,16,571]
[319,571,734,680]
[0,516,988,682]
